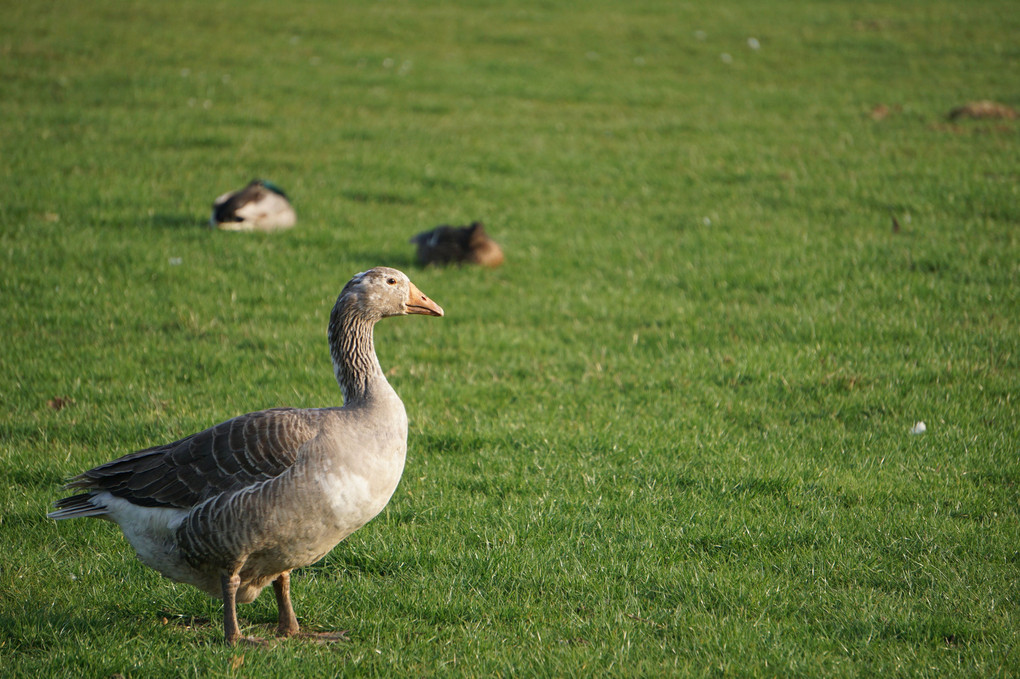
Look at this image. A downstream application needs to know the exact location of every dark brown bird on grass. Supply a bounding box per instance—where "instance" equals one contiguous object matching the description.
[409,221,504,268]
[947,101,1017,121]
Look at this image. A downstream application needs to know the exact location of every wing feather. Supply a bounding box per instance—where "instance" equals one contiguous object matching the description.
[63,407,323,509]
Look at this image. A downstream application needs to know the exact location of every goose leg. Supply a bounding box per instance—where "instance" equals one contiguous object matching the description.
[220,573,243,645]
[273,571,300,637]
[272,571,347,643]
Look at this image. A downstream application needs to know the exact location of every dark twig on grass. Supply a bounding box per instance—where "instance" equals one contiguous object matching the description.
[625,613,667,630]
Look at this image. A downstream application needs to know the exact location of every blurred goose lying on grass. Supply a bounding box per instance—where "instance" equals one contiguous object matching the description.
[410,221,504,268]
[211,179,296,232]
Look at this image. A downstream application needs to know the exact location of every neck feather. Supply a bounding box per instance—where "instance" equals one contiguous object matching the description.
[328,297,384,404]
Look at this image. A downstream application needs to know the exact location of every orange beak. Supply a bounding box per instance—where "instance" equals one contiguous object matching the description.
[406,282,444,317]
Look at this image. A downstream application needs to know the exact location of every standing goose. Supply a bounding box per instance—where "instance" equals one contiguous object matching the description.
[48,267,443,645]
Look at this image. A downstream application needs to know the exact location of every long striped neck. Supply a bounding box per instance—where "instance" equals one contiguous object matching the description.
[327,296,384,405]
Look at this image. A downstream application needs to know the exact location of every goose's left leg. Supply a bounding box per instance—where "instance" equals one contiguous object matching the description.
[273,571,300,637]
[272,571,348,643]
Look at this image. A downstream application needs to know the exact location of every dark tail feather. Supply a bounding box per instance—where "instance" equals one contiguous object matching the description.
[47,493,108,520]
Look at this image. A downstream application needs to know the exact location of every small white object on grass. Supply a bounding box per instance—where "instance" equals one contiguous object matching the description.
[910,421,927,435]
[748,37,761,49]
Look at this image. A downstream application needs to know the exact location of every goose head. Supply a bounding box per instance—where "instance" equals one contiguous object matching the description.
[340,267,444,321]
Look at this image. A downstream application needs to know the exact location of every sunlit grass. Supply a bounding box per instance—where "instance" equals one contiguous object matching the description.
[1,0,1017,676]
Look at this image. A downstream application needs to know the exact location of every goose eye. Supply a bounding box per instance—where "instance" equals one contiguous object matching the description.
[386,277,397,285]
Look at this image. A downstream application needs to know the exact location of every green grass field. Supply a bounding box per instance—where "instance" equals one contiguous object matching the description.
[2,0,1017,675]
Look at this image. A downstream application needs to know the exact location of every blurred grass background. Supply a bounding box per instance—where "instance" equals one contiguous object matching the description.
[1,0,1017,676]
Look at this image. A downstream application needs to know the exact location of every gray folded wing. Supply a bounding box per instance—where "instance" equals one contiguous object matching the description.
[60,407,322,509]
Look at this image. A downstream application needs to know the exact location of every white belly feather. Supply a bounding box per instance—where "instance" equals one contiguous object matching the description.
[94,493,216,591]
